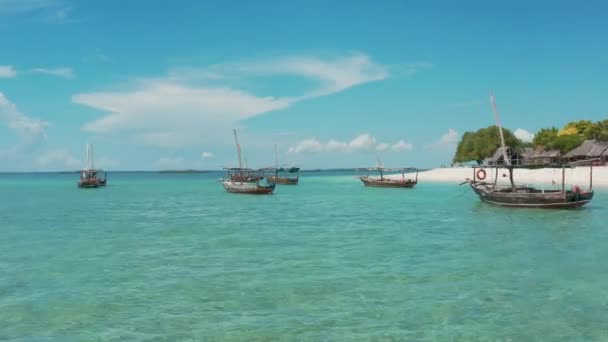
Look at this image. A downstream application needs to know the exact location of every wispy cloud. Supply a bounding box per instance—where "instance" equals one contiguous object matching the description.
[48,6,86,24]
[0,92,49,163]
[514,128,534,143]
[0,0,58,14]
[201,151,215,159]
[36,149,80,169]
[0,65,17,78]
[0,92,49,144]
[376,143,390,152]
[392,62,434,76]
[31,67,74,79]
[288,133,412,154]
[392,140,413,152]
[74,53,389,147]
[426,129,459,149]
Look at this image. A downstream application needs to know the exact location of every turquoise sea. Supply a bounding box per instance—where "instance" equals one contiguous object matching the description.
[1,171,607,341]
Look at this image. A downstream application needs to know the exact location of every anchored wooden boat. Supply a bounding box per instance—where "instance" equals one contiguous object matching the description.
[78,144,107,188]
[464,93,594,209]
[265,145,300,185]
[222,130,276,195]
[359,154,418,188]
[360,171,417,188]
[226,168,263,182]
[467,179,594,208]
[222,179,275,194]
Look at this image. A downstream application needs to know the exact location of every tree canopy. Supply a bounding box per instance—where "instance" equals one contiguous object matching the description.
[453,126,522,164]
[453,119,608,163]
[532,120,608,153]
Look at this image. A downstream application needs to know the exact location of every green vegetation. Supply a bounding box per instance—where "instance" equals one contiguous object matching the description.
[453,126,522,164]
[532,120,608,153]
[454,120,608,163]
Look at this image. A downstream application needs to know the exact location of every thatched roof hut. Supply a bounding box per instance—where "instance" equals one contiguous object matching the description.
[489,146,523,165]
[522,147,561,165]
[563,139,608,161]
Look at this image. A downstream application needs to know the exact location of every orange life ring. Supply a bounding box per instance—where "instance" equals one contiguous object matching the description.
[477,169,487,180]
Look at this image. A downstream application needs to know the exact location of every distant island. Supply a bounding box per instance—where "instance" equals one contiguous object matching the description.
[158,170,209,174]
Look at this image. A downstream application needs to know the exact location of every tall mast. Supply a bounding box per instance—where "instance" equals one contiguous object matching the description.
[274,144,279,169]
[490,92,510,166]
[375,152,383,180]
[86,143,94,170]
[233,129,243,170]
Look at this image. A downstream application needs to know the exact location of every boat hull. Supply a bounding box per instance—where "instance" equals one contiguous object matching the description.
[78,180,107,188]
[469,182,594,209]
[360,177,416,188]
[267,176,299,185]
[222,181,275,195]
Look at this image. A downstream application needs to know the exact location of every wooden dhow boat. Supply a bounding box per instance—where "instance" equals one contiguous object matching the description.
[264,144,300,185]
[359,154,418,188]
[360,167,418,188]
[222,130,276,195]
[463,93,594,209]
[466,165,594,209]
[78,144,107,188]
[222,177,276,195]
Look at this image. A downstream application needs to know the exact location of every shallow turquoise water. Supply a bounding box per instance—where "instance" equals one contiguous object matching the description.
[1,172,607,341]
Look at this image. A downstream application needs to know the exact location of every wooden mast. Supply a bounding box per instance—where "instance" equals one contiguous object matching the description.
[274,144,279,177]
[376,152,383,181]
[490,92,515,188]
[86,143,94,170]
[233,129,243,170]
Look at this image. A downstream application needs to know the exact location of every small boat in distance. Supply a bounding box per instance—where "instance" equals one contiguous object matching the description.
[78,144,107,188]
[359,154,418,188]
[222,130,275,195]
[265,144,300,185]
[360,167,418,188]
[464,93,594,209]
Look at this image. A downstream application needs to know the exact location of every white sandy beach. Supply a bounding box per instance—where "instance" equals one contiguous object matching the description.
[390,166,608,188]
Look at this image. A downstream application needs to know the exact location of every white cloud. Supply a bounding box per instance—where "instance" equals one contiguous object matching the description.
[392,140,413,152]
[73,53,388,147]
[376,143,390,152]
[201,151,214,159]
[427,129,459,149]
[288,133,411,154]
[325,139,348,151]
[232,54,389,98]
[156,156,185,170]
[75,81,293,137]
[349,133,376,150]
[288,138,325,154]
[0,65,17,78]
[514,128,534,143]
[31,67,75,79]
[0,92,49,143]
[36,150,81,169]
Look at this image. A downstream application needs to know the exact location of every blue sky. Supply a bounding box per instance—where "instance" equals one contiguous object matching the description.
[1,0,607,171]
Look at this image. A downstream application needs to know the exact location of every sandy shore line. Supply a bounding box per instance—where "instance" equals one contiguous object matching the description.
[388,166,607,188]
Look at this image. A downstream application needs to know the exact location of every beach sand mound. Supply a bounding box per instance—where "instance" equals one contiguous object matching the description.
[390,166,607,188]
